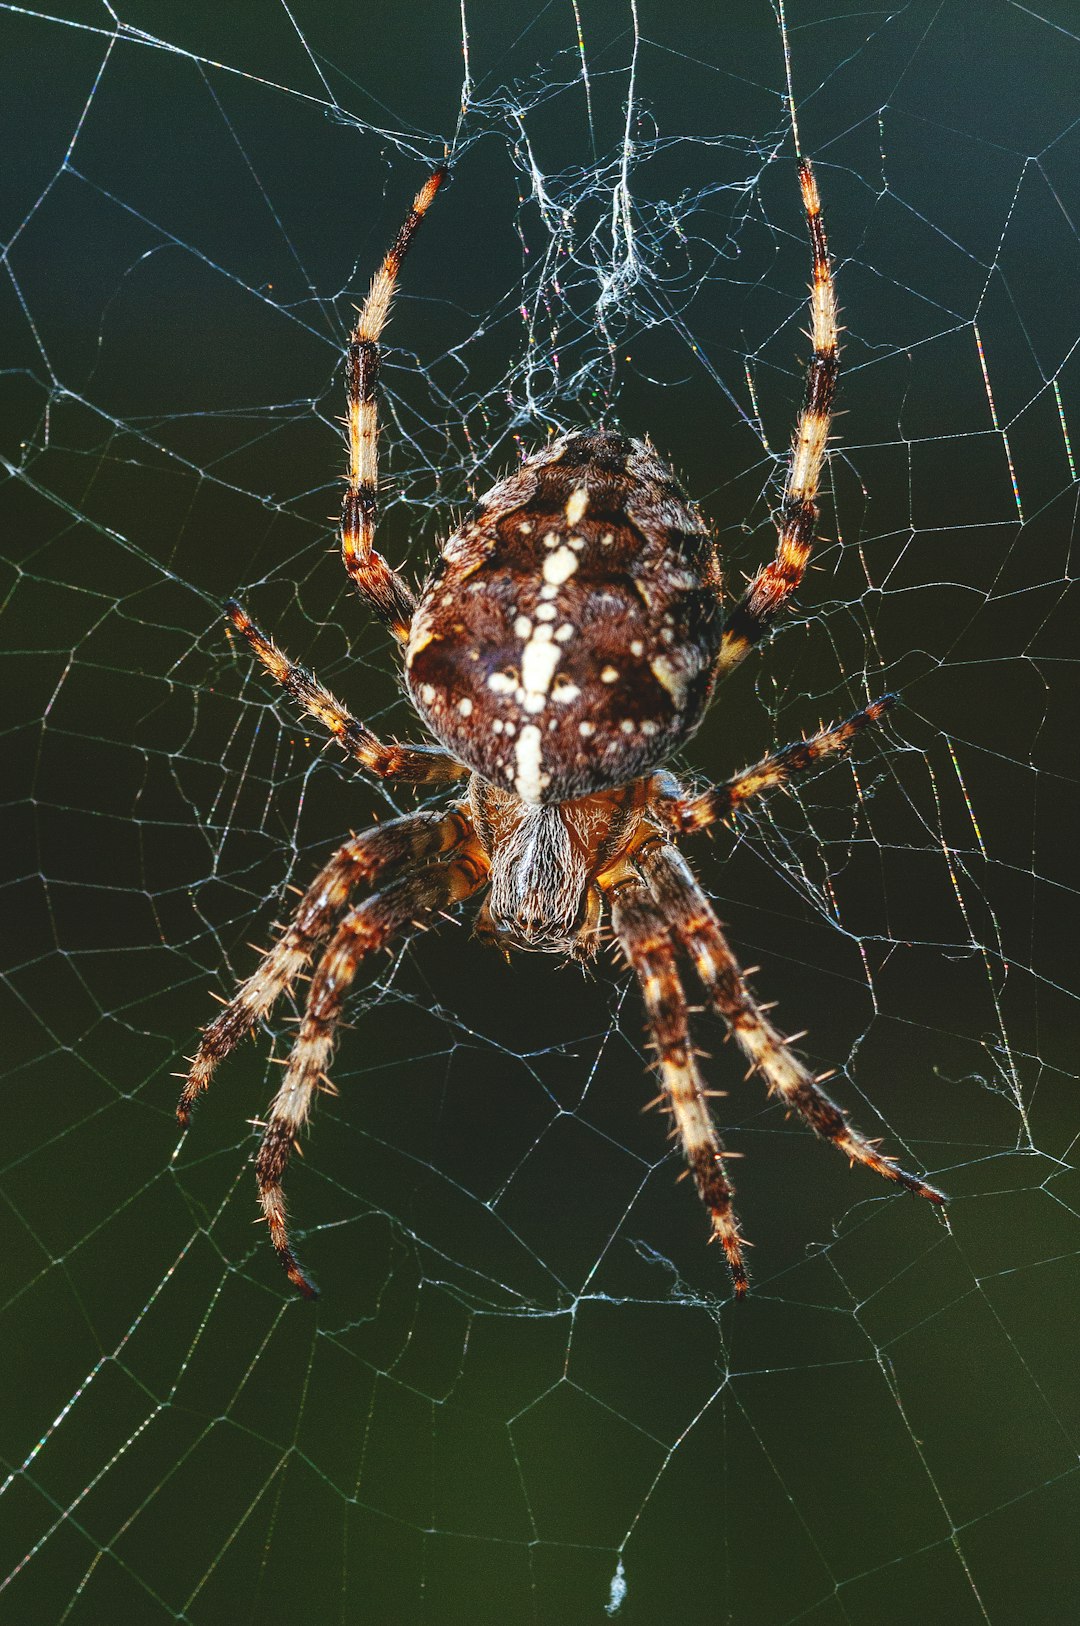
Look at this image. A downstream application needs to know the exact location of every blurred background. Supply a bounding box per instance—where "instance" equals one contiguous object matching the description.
[1,1,1078,1621]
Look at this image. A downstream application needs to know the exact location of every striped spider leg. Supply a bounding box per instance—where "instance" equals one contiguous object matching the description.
[255,845,487,1297]
[610,881,748,1291]
[715,160,839,681]
[341,165,448,643]
[601,699,943,1299]
[659,694,899,835]
[637,839,946,1218]
[223,601,465,786]
[177,804,471,1124]
[179,602,475,1283]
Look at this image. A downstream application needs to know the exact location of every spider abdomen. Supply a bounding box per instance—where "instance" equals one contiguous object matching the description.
[405,430,723,803]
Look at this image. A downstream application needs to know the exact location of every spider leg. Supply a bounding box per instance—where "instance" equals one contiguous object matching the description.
[227,601,465,782]
[177,806,471,1124]
[342,165,448,642]
[657,695,895,835]
[609,880,748,1295]
[571,883,604,962]
[255,846,487,1297]
[715,159,839,681]
[638,842,947,1205]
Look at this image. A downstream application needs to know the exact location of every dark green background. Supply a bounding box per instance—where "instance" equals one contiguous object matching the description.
[2,2,1078,1622]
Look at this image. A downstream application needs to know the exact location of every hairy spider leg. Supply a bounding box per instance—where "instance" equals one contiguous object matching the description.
[226,601,465,783]
[659,695,896,834]
[638,843,947,1206]
[177,807,471,1124]
[255,848,488,1297]
[342,165,448,641]
[715,159,840,680]
[610,881,748,1295]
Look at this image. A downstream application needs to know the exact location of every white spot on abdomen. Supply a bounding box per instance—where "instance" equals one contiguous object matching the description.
[565,485,589,525]
[521,624,560,713]
[514,724,544,802]
[543,546,579,586]
[650,654,687,707]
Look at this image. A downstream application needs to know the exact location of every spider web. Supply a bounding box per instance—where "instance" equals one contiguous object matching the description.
[2,0,1078,1620]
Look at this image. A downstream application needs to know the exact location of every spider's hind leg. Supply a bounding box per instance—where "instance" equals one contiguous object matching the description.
[341,165,448,643]
[714,158,840,683]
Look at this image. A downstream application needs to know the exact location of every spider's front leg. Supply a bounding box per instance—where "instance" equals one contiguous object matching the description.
[610,881,748,1295]
[256,845,488,1298]
[638,842,947,1208]
[177,806,471,1124]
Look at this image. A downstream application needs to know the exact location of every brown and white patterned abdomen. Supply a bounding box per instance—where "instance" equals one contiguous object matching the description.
[405,430,723,804]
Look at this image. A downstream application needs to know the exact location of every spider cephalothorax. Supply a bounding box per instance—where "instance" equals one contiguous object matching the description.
[178,159,945,1300]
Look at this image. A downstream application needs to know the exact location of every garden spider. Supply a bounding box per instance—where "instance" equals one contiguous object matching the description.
[178,159,945,1298]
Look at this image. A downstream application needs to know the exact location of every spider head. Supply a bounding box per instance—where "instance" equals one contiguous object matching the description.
[474,794,591,956]
[482,909,583,958]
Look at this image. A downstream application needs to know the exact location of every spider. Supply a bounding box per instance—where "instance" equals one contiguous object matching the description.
[177,158,946,1299]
